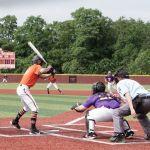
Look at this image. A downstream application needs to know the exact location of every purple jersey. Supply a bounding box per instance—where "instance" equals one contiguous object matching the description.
[82,92,120,109]
[105,75,114,83]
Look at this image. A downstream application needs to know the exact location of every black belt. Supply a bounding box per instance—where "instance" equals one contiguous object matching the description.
[133,94,150,101]
[19,84,30,89]
[141,95,150,99]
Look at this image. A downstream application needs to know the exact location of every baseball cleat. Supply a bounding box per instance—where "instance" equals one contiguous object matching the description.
[58,89,62,94]
[29,127,41,135]
[144,134,150,140]
[109,133,125,143]
[83,132,97,139]
[124,129,134,138]
[10,119,21,129]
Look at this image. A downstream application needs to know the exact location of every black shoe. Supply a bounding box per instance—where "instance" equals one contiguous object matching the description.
[124,129,134,138]
[144,134,150,140]
[47,89,50,94]
[83,132,97,139]
[58,89,62,94]
[29,127,41,135]
[10,119,21,129]
[110,133,125,143]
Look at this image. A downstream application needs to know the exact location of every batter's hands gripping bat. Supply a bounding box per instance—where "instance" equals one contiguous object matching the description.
[28,41,47,64]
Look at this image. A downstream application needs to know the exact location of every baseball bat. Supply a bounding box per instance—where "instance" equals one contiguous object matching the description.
[28,41,47,64]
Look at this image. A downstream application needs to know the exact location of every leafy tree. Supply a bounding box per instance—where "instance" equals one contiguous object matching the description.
[112,18,148,69]
[13,16,47,68]
[63,7,115,73]
[0,15,17,41]
[128,49,150,74]
[0,15,17,50]
[0,8,150,74]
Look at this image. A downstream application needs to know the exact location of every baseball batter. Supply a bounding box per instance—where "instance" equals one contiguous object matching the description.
[71,81,134,139]
[46,73,62,94]
[11,55,54,134]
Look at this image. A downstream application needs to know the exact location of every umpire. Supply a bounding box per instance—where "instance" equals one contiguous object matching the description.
[110,68,150,143]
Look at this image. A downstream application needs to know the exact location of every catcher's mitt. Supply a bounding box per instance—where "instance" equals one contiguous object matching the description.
[71,102,82,110]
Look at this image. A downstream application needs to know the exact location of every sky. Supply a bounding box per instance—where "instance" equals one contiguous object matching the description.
[0,0,150,25]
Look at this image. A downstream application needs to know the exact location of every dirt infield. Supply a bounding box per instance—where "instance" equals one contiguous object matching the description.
[0,111,150,150]
[0,89,91,96]
[0,89,150,150]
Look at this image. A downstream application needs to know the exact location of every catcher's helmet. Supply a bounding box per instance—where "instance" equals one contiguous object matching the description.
[92,81,105,94]
[32,55,43,65]
[114,68,129,79]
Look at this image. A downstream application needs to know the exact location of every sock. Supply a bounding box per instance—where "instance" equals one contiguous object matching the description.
[47,88,49,94]
[14,109,26,122]
[58,89,62,93]
[31,112,38,129]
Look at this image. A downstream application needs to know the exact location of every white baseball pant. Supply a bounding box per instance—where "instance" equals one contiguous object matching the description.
[47,82,59,90]
[86,106,130,133]
[17,84,38,112]
[2,78,7,83]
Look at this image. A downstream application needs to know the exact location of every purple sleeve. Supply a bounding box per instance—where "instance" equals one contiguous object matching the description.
[82,96,94,108]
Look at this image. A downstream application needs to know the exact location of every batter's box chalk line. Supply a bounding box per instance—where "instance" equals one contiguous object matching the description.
[43,124,150,145]
[0,126,59,137]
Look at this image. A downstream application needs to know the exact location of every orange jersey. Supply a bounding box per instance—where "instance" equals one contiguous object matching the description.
[48,76,56,83]
[20,64,42,87]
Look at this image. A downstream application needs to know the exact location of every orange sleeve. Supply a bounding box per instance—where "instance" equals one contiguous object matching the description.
[34,65,42,75]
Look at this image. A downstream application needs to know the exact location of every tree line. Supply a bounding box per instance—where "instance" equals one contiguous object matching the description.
[0,7,150,74]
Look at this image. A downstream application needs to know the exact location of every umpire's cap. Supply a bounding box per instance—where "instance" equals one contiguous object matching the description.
[92,81,105,94]
[114,68,129,79]
[32,55,43,64]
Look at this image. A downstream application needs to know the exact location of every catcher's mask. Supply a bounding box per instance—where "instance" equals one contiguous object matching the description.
[114,68,129,80]
[92,81,105,95]
[32,55,44,65]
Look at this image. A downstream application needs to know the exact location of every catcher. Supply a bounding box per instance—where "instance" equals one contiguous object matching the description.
[10,55,55,134]
[71,81,134,139]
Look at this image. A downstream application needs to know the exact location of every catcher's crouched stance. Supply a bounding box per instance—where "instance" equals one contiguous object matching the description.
[71,82,134,139]
[10,55,55,134]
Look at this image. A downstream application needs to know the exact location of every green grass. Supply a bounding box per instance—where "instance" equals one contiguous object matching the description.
[0,83,92,90]
[0,83,91,118]
[0,94,87,118]
[0,83,150,91]
[0,83,149,119]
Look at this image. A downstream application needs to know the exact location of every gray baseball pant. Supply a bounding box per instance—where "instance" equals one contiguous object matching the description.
[112,96,150,136]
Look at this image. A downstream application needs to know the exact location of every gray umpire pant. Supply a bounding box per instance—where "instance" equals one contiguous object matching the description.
[112,95,150,136]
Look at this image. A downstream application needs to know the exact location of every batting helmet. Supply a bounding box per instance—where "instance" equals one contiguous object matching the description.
[114,68,129,79]
[32,55,44,65]
[92,81,106,94]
